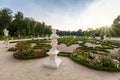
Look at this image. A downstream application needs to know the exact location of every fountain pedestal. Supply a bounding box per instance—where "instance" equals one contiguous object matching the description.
[44,49,62,68]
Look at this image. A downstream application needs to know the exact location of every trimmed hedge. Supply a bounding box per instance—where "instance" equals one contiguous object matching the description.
[8,47,17,51]
[70,54,120,72]
[33,43,51,52]
[58,37,78,46]
[10,37,120,72]
[13,53,48,60]
[58,52,72,57]
[13,52,72,60]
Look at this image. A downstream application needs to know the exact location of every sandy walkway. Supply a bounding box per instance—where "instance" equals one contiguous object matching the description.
[0,41,120,80]
[58,43,79,53]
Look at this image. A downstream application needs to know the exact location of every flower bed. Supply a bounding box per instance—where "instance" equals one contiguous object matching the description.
[73,38,120,72]
[70,54,120,72]
[13,41,49,60]
[9,37,120,72]
[13,51,48,60]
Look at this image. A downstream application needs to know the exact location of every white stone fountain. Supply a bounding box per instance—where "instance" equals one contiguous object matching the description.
[3,28,9,48]
[44,29,62,68]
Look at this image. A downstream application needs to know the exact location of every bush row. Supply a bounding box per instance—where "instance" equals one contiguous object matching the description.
[70,54,120,72]
[13,53,48,60]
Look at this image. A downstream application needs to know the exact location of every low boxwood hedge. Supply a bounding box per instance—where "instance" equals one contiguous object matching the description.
[33,43,51,52]
[70,54,120,72]
[13,53,48,60]
[8,47,17,51]
[58,52,72,57]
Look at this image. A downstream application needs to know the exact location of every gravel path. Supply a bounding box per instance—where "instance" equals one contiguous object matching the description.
[58,43,79,53]
[0,41,120,80]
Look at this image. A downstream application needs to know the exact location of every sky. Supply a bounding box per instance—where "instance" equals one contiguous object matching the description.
[0,0,120,31]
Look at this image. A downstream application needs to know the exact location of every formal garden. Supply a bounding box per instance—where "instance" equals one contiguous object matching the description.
[1,4,120,79]
[7,37,120,72]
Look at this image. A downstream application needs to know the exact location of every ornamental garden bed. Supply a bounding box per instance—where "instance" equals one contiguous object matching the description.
[8,37,120,72]
[9,41,51,60]
[71,38,120,72]
[70,54,120,72]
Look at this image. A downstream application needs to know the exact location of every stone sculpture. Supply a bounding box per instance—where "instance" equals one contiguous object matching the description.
[3,28,9,48]
[44,29,62,68]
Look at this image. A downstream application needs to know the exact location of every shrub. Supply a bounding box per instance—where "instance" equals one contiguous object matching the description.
[58,52,72,57]
[70,54,120,72]
[13,52,48,60]
[88,53,95,59]
[33,43,51,52]
[15,41,32,53]
[13,48,48,60]
[98,56,115,67]
[58,37,78,46]
[8,47,17,51]
[13,41,50,60]
[111,41,120,47]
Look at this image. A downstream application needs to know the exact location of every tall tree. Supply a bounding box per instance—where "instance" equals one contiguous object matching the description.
[99,26,112,39]
[83,28,95,38]
[111,15,120,37]
[29,18,36,36]
[35,22,42,36]
[13,11,24,37]
[0,8,12,35]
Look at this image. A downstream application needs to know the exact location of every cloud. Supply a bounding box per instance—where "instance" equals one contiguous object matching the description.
[31,0,120,31]
[78,0,120,30]
[0,0,120,31]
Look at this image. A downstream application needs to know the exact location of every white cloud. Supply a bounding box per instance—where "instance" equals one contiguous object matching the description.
[1,0,120,31]
[78,0,120,30]
[33,0,120,31]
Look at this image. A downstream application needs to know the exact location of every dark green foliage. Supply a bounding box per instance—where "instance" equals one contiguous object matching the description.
[0,8,12,35]
[0,8,52,37]
[57,29,84,36]
[88,53,95,59]
[9,37,120,72]
[98,56,116,68]
[70,54,120,72]
[58,37,78,46]
[8,47,17,51]
[12,40,50,60]
[58,52,72,57]
[111,16,120,37]
[33,43,51,52]
[72,38,120,72]
[13,53,48,60]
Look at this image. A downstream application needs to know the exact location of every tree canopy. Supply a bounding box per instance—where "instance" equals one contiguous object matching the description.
[0,7,120,38]
[0,8,52,37]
